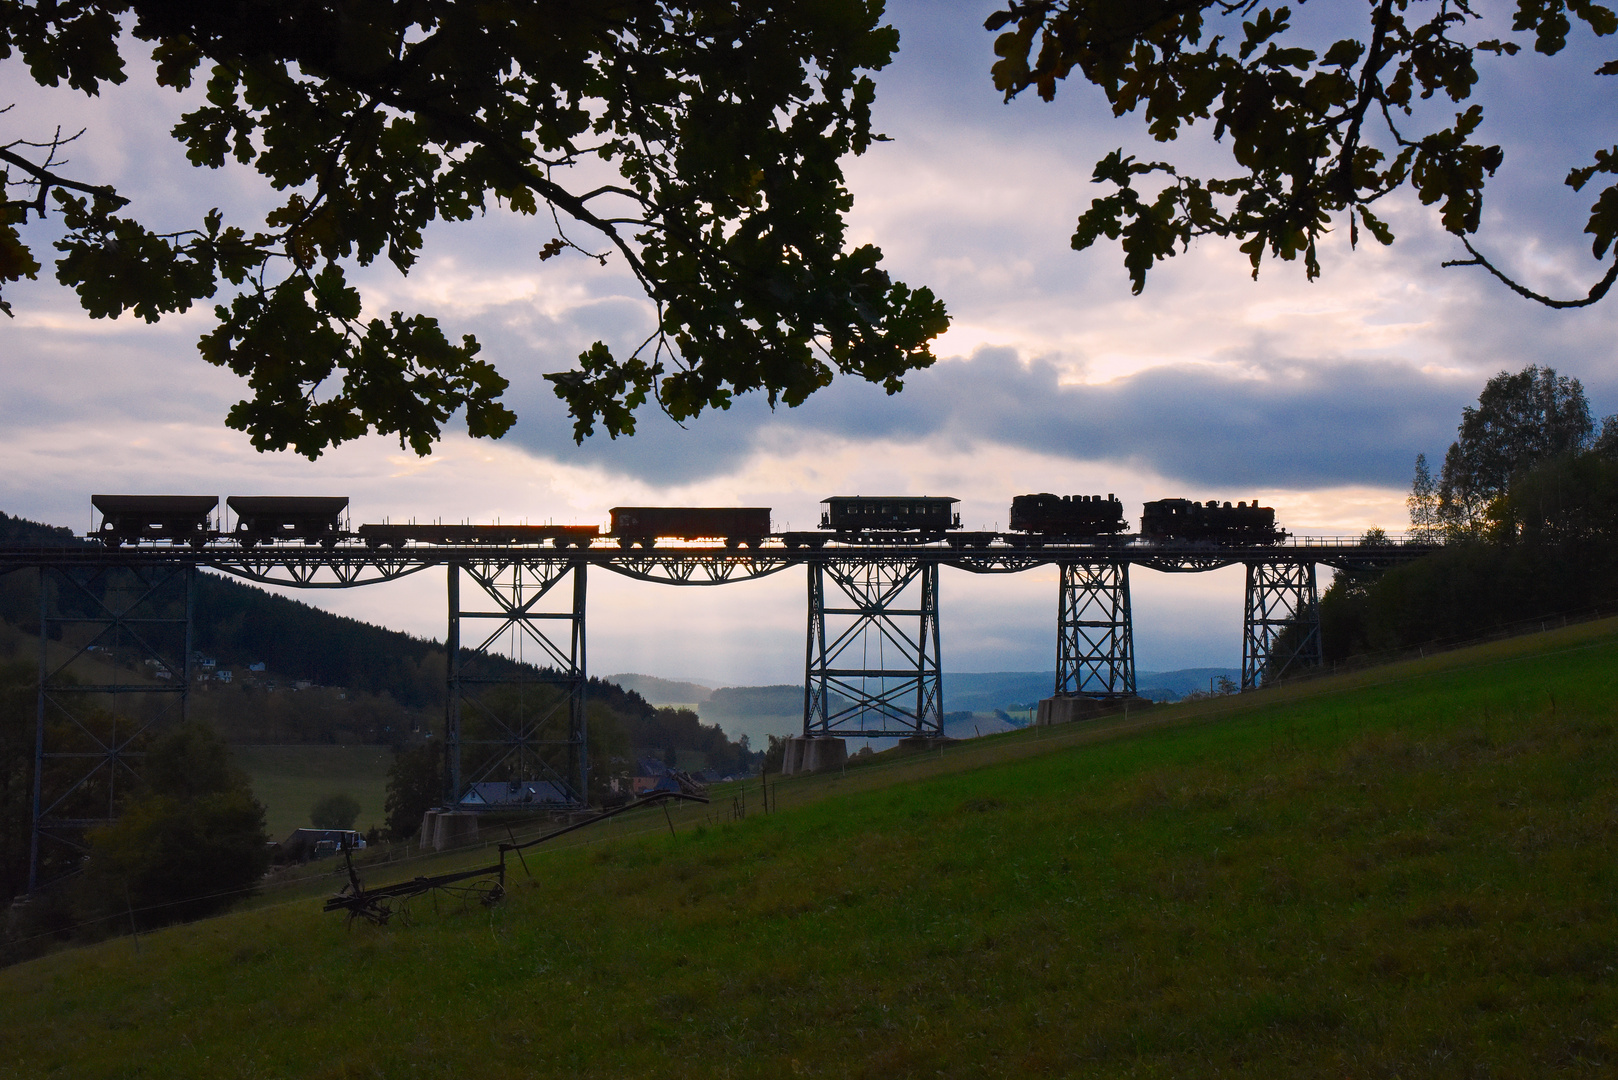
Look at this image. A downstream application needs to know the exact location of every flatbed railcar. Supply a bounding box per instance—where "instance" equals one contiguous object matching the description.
[1140,498,1284,545]
[227,496,350,548]
[1007,493,1127,546]
[609,507,771,548]
[92,494,219,547]
[356,523,599,549]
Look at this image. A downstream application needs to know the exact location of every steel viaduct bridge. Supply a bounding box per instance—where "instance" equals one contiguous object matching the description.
[0,532,1435,890]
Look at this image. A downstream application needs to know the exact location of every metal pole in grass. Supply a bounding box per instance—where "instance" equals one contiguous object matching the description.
[124,884,141,957]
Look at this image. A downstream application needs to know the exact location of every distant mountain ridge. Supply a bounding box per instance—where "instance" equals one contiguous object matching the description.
[604,673,715,704]
[604,666,1245,746]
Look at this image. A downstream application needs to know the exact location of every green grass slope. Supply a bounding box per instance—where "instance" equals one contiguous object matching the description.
[233,745,395,841]
[4,620,1618,1078]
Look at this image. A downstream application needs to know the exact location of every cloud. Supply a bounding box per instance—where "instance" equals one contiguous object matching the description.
[493,346,1471,491]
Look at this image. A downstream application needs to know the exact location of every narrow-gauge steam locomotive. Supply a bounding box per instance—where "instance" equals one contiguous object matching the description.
[1139,498,1284,545]
[1005,493,1127,547]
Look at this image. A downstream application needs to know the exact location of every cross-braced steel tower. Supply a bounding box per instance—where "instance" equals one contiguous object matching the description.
[1055,560,1136,699]
[445,558,587,808]
[30,562,193,892]
[804,557,943,738]
[1241,560,1322,689]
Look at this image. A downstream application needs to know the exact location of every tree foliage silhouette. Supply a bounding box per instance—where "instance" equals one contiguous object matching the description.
[986,0,1618,305]
[2,1,947,457]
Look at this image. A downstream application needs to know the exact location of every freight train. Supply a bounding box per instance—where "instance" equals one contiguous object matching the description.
[88,493,1285,548]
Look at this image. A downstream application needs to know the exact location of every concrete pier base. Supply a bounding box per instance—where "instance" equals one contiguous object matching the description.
[780,736,848,776]
[894,736,959,756]
[1036,696,1153,725]
[418,809,480,851]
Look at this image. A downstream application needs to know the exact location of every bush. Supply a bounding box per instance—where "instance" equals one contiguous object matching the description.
[309,793,360,830]
[76,723,269,932]
[79,790,270,930]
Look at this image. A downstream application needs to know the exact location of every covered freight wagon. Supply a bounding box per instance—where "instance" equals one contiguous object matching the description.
[609,507,771,548]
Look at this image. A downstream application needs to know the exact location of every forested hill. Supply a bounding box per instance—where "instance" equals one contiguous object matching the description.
[191,576,445,707]
[0,511,79,546]
[0,511,448,706]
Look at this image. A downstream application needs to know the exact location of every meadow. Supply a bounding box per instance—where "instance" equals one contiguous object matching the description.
[233,744,396,841]
[3,619,1616,1078]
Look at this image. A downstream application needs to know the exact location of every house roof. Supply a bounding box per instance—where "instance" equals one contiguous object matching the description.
[458,780,569,807]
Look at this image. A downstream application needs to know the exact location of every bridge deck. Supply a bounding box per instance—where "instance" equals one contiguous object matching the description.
[0,535,1440,587]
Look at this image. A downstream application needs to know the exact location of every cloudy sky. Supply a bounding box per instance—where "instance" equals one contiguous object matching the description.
[4,1,1616,688]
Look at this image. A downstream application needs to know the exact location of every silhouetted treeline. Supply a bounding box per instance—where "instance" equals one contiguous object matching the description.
[0,511,79,547]
[1324,451,1618,661]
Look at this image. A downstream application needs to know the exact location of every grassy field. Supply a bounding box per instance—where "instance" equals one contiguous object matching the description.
[233,744,395,841]
[4,620,1618,1077]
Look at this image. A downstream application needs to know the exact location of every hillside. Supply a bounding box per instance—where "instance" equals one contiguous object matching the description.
[0,512,449,741]
[4,618,1616,1075]
[0,512,760,888]
[604,673,716,705]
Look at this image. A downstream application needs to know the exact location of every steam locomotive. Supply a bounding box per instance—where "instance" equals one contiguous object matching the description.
[89,492,1285,549]
[1004,493,1128,547]
[1140,498,1284,545]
